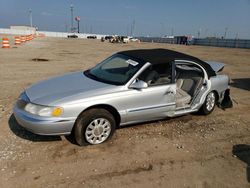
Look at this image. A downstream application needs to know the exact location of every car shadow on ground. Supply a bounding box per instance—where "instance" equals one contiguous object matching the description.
[232,144,250,183]
[8,114,62,142]
[231,78,250,91]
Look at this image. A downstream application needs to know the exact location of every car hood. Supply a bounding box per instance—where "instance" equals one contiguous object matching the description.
[25,71,116,106]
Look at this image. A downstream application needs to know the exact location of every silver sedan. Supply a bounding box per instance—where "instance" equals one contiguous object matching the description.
[13,49,232,145]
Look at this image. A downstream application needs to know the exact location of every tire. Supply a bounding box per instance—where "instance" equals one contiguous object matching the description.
[74,108,116,146]
[199,91,216,115]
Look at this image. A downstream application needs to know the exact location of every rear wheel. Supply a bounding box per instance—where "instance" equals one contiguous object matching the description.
[74,108,116,146]
[199,91,216,115]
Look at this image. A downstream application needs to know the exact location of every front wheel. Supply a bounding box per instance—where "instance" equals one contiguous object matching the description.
[199,91,216,115]
[74,109,116,146]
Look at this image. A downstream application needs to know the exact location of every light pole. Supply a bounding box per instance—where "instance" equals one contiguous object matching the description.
[29,9,33,27]
[205,28,209,38]
[70,4,74,32]
[160,22,165,37]
[130,19,135,36]
[171,27,174,36]
[197,28,201,39]
[224,27,228,39]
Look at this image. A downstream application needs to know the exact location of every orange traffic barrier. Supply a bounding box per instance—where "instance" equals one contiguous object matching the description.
[21,36,26,43]
[15,36,21,45]
[2,38,10,48]
[27,34,33,41]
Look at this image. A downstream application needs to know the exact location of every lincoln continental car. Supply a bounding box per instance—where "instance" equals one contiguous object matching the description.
[13,49,232,145]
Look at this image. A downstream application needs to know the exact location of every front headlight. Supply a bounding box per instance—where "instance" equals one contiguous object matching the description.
[24,103,63,117]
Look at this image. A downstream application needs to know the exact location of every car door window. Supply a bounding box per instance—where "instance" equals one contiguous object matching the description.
[138,63,173,86]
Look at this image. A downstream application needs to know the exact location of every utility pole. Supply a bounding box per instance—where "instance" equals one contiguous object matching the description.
[204,28,209,38]
[65,24,68,32]
[90,25,93,34]
[126,24,129,36]
[70,4,74,32]
[171,27,174,36]
[160,23,165,37]
[29,9,33,27]
[224,27,228,39]
[235,33,239,39]
[197,28,201,39]
[130,19,135,36]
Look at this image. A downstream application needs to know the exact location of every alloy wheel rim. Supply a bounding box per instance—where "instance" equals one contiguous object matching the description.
[206,92,215,111]
[85,118,111,144]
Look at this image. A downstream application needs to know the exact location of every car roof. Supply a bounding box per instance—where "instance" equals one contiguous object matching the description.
[118,48,216,78]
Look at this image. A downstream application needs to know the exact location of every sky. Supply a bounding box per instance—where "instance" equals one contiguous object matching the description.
[0,0,250,39]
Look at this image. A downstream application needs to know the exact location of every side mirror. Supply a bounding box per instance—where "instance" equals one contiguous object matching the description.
[129,80,148,89]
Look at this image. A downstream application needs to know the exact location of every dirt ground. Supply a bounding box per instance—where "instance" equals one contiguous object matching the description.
[0,36,249,188]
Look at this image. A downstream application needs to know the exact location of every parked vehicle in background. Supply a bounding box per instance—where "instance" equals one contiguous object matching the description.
[123,37,130,43]
[13,49,232,146]
[123,37,140,43]
[129,37,139,42]
[67,34,78,38]
[109,35,123,43]
[87,35,97,39]
[104,35,113,40]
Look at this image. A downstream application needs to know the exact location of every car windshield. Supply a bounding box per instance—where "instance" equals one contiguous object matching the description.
[85,54,143,85]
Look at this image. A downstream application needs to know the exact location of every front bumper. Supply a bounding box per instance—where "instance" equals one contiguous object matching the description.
[13,106,75,135]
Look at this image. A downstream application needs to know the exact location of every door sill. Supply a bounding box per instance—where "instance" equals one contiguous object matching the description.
[174,106,197,116]
[175,105,191,111]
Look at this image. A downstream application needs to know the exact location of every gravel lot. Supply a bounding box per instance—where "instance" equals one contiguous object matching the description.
[0,36,249,188]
